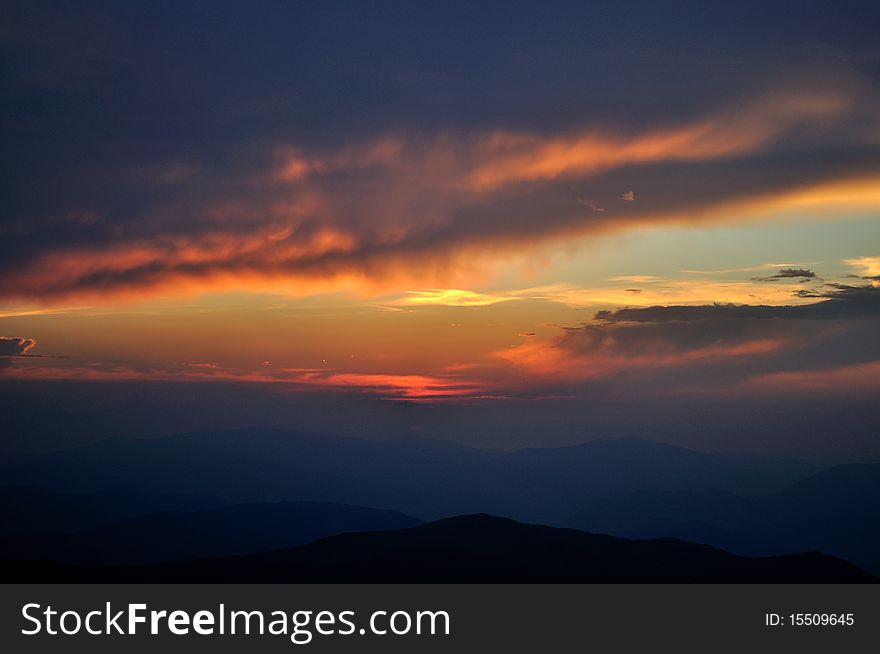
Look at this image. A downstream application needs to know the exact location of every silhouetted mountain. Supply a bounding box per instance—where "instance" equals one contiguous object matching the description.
[2,515,871,583]
[0,429,818,524]
[565,463,880,575]
[1,501,422,565]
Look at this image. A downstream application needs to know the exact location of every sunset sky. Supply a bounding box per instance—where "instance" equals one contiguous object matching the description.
[2,1,879,458]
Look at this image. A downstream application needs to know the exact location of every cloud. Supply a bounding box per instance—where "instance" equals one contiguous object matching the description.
[394,289,518,308]
[595,283,880,322]
[2,79,880,304]
[752,268,816,282]
[460,91,848,190]
[4,358,488,403]
[311,373,486,401]
[5,284,878,403]
[680,262,819,275]
[3,2,880,308]
[495,277,831,309]
[0,336,36,356]
[577,197,605,212]
[845,255,880,280]
[607,275,661,283]
[621,191,635,201]
[0,336,37,371]
[392,273,822,310]
[500,284,880,391]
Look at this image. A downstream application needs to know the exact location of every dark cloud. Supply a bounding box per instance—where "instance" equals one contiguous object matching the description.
[0,336,36,356]
[513,284,880,395]
[595,284,880,324]
[3,128,880,302]
[1,3,880,301]
[595,303,789,323]
[752,268,817,282]
[0,336,37,371]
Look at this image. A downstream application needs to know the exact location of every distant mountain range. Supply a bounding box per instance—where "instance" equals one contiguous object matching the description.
[3,515,871,583]
[2,428,875,582]
[565,463,880,575]
[0,429,818,524]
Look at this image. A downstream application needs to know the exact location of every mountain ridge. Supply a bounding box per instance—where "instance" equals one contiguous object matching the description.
[3,514,871,584]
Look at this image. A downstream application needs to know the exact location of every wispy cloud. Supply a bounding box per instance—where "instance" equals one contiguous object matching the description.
[752,268,817,282]
[393,289,518,307]
[845,255,880,279]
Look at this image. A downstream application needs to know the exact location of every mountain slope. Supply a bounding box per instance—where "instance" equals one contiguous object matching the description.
[3,515,870,583]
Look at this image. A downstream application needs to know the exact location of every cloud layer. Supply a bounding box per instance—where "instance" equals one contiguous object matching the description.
[501,283,880,394]
[2,3,880,303]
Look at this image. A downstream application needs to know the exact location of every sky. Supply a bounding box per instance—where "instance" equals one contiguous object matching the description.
[2,1,879,459]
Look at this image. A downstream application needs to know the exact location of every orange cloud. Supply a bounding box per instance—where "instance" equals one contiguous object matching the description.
[3,356,487,402]
[465,92,846,190]
[314,373,485,401]
[0,336,37,356]
[272,92,847,192]
[497,333,787,382]
[3,86,878,305]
